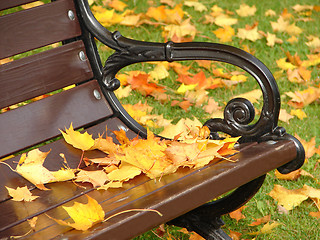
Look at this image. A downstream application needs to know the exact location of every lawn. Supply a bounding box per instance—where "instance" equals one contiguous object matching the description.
[91,0,320,239]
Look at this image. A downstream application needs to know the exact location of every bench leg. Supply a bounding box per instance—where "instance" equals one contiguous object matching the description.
[168,175,266,239]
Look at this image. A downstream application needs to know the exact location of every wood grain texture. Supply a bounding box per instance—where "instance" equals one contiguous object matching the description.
[0,0,37,11]
[0,140,297,239]
[0,80,113,158]
[0,41,93,109]
[0,0,81,59]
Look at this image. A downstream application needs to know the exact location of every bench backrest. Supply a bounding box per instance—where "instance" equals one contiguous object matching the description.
[0,0,113,158]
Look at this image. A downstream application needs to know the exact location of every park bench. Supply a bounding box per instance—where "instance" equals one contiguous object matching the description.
[0,0,305,239]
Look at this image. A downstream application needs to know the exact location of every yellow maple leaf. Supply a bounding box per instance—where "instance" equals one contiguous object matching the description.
[276,58,297,70]
[306,35,320,49]
[290,109,307,120]
[107,163,142,182]
[60,123,95,151]
[114,85,132,99]
[214,14,238,27]
[266,32,283,47]
[176,83,198,94]
[265,9,276,16]
[6,186,39,202]
[49,195,104,231]
[51,168,75,182]
[279,109,294,123]
[268,185,308,211]
[184,1,207,12]
[249,222,280,235]
[285,87,320,108]
[149,63,170,81]
[163,19,197,41]
[213,26,235,43]
[237,26,262,42]
[16,149,56,189]
[75,170,109,188]
[108,0,127,12]
[232,89,262,104]
[236,4,256,17]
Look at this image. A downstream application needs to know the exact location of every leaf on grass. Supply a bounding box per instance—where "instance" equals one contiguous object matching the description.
[107,0,127,12]
[275,169,302,180]
[232,89,262,104]
[285,87,320,108]
[250,222,280,235]
[279,109,294,123]
[268,184,308,211]
[294,135,316,160]
[6,186,39,202]
[237,26,262,42]
[213,26,235,43]
[290,109,307,120]
[229,206,247,222]
[249,215,271,226]
[184,1,207,12]
[60,123,94,151]
[305,35,320,49]
[214,14,238,27]
[236,4,256,17]
[49,195,104,231]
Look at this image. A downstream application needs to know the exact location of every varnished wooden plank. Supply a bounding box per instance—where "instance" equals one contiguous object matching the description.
[0,0,37,11]
[0,41,93,109]
[0,118,141,234]
[0,140,297,239]
[0,80,113,158]
[0,0,81,59]
[0,117,139,202]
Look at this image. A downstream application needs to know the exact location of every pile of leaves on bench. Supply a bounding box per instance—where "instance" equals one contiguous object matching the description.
[2,122,239,233]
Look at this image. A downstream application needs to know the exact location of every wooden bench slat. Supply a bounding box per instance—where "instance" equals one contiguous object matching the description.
[0,0,81,59]
[0,0,38,11]
[0,140,296,239]
[0,80,113,158]
[0,117,138,202]
[0,41,93,109]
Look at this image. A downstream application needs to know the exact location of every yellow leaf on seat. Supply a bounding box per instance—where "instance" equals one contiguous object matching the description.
[49,195,104,231]
[60,123,95,151]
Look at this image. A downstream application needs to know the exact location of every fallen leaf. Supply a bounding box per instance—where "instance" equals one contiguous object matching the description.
[6,186,39,202]
[279,109,294,123]
[285,87,320,108]
[214,14,238,27]
[60,123,95,151]
[75,170,108,188]
[268,185,308,211]
[184,1,207,12]
[265,9,276,17]
[232,89,262,104]
[108,0,127,11]
[249,215,271,226]
[290,109,307,120]
[306,35,320,49]
[236,4,256,17]
[16,149,55,189]
[213,26,235,43]
[275,169,302,180]
[49,195,104,231]
[237,26,262,42]
[98,181,123,190]
[229,206,247,222]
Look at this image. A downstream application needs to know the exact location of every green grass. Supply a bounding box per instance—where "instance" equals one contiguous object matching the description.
[93,0,320,239]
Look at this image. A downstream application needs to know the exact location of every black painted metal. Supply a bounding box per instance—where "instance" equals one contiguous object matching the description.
[75,0,305,238]
[168,175,266,239]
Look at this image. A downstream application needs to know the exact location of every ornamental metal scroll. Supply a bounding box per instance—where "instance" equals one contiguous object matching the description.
[76,0,304,174]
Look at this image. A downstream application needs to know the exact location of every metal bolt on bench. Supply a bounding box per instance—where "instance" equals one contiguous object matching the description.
[0,0,305,239]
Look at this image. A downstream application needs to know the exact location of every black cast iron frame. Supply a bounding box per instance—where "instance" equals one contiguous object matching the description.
[74,0,305,239]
